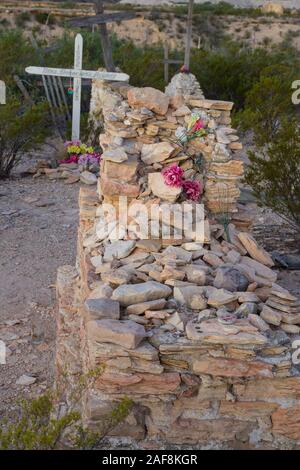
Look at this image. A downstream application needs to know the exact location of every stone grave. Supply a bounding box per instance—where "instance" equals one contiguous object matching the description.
[56,72,300,448]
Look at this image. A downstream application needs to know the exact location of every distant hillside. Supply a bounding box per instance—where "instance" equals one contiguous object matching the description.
[120,0,300,9]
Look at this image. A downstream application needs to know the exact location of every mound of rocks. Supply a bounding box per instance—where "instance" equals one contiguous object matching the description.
[56,75,300,448]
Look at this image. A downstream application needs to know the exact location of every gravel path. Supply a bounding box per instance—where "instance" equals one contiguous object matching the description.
[0,176,79,418]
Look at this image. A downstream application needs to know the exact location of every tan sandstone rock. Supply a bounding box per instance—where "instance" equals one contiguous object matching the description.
[238,232,274,267]
[148,172,181,202]
[127,87,170,115]
[112,281,172,306]
[87,319,146,349]
[141,142,175,165]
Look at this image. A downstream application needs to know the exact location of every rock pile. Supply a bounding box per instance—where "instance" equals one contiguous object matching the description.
[56,75,300,448]
[90,72,243,215]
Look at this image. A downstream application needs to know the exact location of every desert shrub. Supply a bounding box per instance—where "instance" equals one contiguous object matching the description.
[16,12,31,28]
[0,367,133,450]
[0,99,50,178]
[0,30,38,88]
[191,43,299,109]
[34,13,56,25]
[245,119,300,230]
[235,64,298,146]
[0,18,10,28]
[262,36,272,46]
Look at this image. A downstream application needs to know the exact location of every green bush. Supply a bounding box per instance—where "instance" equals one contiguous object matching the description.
[0,99,50,178]
[34,13,56,25]
[191,42,299,109]
[235,64,298,145]
[0,367,133,450]
[16,12,31,28]
[0,30,38,88]
[245,119,300,230]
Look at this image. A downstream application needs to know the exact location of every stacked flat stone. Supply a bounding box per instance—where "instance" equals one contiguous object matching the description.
[90,73,243,215]
[56,77,300,448]
[165,71,205,100]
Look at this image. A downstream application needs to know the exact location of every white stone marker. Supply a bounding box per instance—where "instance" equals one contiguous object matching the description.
[0,80,6,104]
[26,34,129,140]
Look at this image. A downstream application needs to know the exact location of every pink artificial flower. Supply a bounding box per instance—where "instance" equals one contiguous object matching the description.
[182,180,203,201]
[192,119,204,132]
[59,154,79,164]
[161,164,184,187]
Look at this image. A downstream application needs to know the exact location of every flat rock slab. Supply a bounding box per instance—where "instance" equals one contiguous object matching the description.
[174,286,207,310]
[80,171,97,185]
[260,305,282,326]
[248,313,270,332]
[88,319,146,349]
[16,374,37,386]
[238,232,274,267]
[136,239,162,252]
[126,298,167,315]
[103,240,136,262]
[148,172,181,203]
[85,298,120,320]
[271,289,298,302]
[186,319,267,345]
[164,245,193,263]
[241,256,277,282]
[128,87,169,115]
[185,265,207,285]
[142,142,175,165]
[112,281,172,306]
[102,147,128,162]
[207,288,239,307]
[193,357,273,378]
[214,266,249,292]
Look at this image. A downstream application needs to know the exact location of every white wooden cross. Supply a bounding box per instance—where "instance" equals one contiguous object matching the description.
[25,34,129,140]
[0,80,6,105]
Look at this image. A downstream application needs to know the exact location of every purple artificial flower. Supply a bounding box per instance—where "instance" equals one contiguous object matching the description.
[78,152,101,166]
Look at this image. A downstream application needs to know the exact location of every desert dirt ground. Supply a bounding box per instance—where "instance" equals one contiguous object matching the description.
[0,155,300,423]
[0,173,79,419]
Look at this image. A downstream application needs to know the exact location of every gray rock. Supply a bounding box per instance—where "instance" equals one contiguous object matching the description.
[174,286,207,310]
[80,170,97,185]
[185,265,207,285]
[165,72,204,99]
[214,266,249,292]
[85,298,120,320]
[163,246,193,263]
[112,281,172,306]
[265,329,290,346]
[87,319,146,349]
[236,302,258,318]
[141,142,174,165]
[126,298,167,315]
[16,374,37,386]
[248,313,270,332]
[103,240,136,262]
[102,147,128,163]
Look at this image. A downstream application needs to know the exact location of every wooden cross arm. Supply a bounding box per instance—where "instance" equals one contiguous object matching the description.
[25,66,129,82]
[68,11,137,27]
